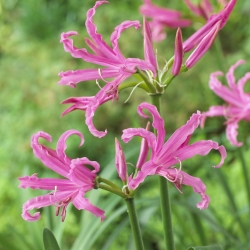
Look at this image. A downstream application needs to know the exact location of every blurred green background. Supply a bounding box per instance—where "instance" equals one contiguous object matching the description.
[1,0,250,249]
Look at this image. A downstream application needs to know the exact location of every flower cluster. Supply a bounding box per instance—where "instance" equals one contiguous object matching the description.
[18,0,237,225]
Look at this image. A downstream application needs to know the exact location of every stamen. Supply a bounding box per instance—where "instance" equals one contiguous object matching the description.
[98,68,109,83]
[126,162,135,168]
[124,81,144,103]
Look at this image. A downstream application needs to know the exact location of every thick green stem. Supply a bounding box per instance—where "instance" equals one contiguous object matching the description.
[150,95,175,250]
[238,148,250,207]
[97,177,121,191]
[98,183,126,198]
[125,198,145,250]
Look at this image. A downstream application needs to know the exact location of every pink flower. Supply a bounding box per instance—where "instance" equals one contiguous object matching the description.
[122,103,226,209]
[201,60,250,147]
[139,0,191,42]
[18,130,105,222]
[60,1,157,138]
[172,28,183,76]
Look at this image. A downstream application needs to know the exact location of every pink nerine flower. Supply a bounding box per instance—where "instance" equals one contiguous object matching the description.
[122,103,226,209]
[201,60,250,147]
[18,130,105,222]
[139,0,191,42]
[60,1,157,138]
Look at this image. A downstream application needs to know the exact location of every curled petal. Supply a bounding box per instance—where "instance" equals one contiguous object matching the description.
[157,168,210,209]
[72,190,105,221]
[238,72,250,102]
[86,1,117,61]
[226,59,245,91]
[31,132,70,178]
[137,103,165,152]
[56,130,84,166]
[201,105,225,128]
[22,191,77,221]
[226,121,243,147]
[209,72,243,107]
[69,157,98,187]
[111,20,141,60]
[122,127,156,149]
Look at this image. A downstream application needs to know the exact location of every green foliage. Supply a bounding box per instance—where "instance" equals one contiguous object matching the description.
[43,228,61,250]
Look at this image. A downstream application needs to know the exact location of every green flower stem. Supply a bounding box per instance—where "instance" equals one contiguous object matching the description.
[137,69,156,93]
[150,95,176,250]
[118,81,150,93]
[238,148,250,207]
[125,198,145,250]
[98,183,126,199]
[214,36,227,73]
[97,177,121,191]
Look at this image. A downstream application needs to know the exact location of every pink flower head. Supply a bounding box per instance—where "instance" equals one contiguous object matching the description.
[18,130,105,222]
[115,138,127,183]
[140,0,191,42]
[122,103,226,209]
[183,0,236,52]
[60,1,157,138]
[201,60,250,147]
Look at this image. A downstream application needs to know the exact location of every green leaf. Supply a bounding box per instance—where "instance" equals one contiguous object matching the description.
[187,245,222,250]
[43,228,60,250]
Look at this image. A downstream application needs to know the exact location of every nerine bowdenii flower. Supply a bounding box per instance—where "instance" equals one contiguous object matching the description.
[59,1,157,138]
[18,130,105,222]
[201,60,250,147]
[121,103,226,209]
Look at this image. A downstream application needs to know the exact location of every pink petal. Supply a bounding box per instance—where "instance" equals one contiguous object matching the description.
[185,21,220,69]
[18,174,77,191]
[201,105,225,128]
[237,72,250,102]
[31,132,70,178]
[158,111,201,162]
[137,103,165,153]
[60,32,119,67]
[209,72,243,107]
[226,59,245,91]
[183,0,236,52]
[86,1,117,61]
[226,121,243,147]
[111,20,141,60]
[69,157,99,187]
[58,68,120,87]
[163,140,226,169]
[22,191,77,221]
[136,122,150,169]
[122,128,156,149]
[72,190,105,221]
[143,18,157,70]
[128,161,157,190]
[157,168,210,209]
[56,130,84,166]
[115,139,127,182]
[172,28,183,76]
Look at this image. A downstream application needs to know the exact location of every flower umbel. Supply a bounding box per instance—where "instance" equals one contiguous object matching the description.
[122,103,226,209]
[60,1,157,138]
[201,60,250,147]
[18,130,105,222]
